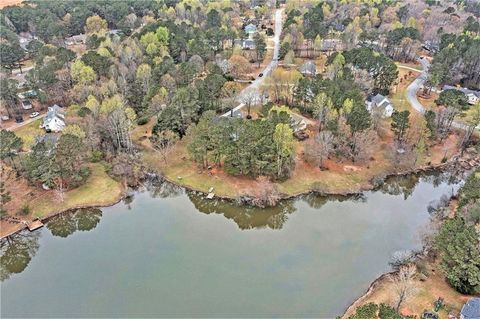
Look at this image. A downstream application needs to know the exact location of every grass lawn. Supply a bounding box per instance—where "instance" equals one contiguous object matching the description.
[29,163,123,217]
[342,260,472,319]
[15,119,43,150]
[390,68,418,112]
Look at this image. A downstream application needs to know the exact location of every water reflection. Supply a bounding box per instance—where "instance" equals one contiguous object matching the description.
[0,231,40,281]
[188,192,296,230]
[46,208,102,238]
[381,175,419,199]
[145,178,184,199]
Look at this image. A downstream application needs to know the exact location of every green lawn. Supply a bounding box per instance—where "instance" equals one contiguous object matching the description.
[15,119,44,150]
[30,163,123,217]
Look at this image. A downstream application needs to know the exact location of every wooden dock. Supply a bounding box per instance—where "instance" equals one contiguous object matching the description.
[26,220,44,231]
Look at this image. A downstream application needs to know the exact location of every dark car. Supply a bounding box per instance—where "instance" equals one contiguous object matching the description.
[15,115,24,123]
[258,73,263,77]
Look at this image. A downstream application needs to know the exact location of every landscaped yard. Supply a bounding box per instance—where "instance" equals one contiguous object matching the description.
[29,163,123,217]
[15,118,43,150]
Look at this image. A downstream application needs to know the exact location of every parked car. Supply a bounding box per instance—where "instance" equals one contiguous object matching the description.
[15,115,24,123]
[258,73,263,77]
[1,115,10,121]
[21,99,33,110]
[29,111,40,118]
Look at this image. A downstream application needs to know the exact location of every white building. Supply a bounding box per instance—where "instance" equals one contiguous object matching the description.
[467,93,479,105]
[42,105,66,132]
[366,94,394,117]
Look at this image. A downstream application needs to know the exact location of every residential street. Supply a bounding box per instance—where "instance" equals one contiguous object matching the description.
[221,7,284,117]
[405,57,430,114]
[403,58,469,130]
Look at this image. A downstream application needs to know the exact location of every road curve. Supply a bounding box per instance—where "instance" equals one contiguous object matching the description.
[404,58,430,114]
[403,58,468,130]
[221,7,284,117]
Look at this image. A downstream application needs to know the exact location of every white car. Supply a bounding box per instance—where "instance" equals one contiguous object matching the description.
[1,115,9,121]
[29,111,40,118]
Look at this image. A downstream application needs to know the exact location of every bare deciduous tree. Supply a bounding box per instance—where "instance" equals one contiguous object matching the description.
[391,264,417,313]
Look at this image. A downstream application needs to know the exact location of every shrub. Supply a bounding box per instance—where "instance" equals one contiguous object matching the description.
[90,150,104,163]
[77,107,92,118]
[137,115,150,125]
[348,303,378,319]
[378,304,402,319]
[18,205,31,216]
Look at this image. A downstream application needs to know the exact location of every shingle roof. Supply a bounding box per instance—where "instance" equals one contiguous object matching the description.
[462,298,480,319]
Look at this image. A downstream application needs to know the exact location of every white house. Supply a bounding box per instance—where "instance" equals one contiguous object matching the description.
[65,34,86,46]
[366,94,394,117]
[466,93,479,105]
[244,24,257,36]
[234,39,256,50]
[42,105,66,132]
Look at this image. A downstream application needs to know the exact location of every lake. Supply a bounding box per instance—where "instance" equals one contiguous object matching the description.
[0,172,462,318]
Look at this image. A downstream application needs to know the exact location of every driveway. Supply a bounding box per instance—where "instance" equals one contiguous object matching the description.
[221,8,284,117]
[4,113,45,131]
[403,58,468,130]
[404,58,430,114]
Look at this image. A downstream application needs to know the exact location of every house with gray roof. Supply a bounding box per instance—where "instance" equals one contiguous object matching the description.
[42,105,65,132]
[366,94,394,117]
[299,61,317,76]
[244,24,257,36]
[461,298,480,319]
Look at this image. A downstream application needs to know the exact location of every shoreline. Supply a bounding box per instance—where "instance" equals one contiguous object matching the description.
[157,152,475,201]
[2,151,477,240]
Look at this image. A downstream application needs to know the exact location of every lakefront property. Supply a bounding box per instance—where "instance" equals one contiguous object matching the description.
[0,0,479,318]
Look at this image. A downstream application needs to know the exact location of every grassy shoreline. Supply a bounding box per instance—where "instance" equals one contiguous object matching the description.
[0,163,124,239]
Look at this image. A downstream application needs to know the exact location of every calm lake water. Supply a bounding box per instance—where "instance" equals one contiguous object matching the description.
[1,173,462,318]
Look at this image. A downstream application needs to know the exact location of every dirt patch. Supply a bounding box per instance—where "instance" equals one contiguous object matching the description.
[0,0,23,8]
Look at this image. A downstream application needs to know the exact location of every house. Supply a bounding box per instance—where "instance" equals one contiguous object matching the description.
[321,38,342,51]
[18,32,36,50]
[461,298,480,319]
[235,39,256,50]
[422,40,440,54]
[65,34,86,46]
[443,85,480,105]
[21,100,33,110]
[366,94,394,117]
[244,24,257,36]
[299,61,317,76]
[467,93,479,105]
[107,29,123,37]
[42,105,66,132]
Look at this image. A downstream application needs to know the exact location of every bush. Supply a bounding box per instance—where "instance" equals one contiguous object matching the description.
[90,150,104,163]
[378,304,402,319]
[77,107,92,118]
[137,115,150,126]
[18,205,31,216]
[348,303,378,319]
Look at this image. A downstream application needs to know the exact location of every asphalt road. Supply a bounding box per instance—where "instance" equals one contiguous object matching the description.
[405,57,430,114]
[221,8,284,117]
